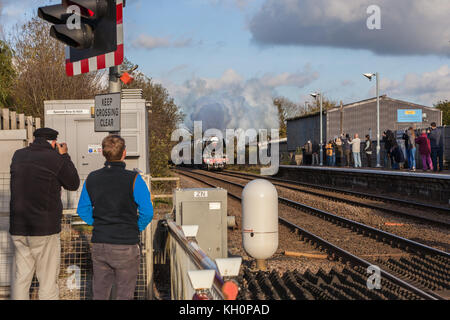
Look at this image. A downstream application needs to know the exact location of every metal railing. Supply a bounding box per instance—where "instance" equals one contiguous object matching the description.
[167,221,226,300]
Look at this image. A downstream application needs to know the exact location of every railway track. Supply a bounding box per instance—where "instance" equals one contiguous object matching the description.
[175,168,450,300]
[218,170,450,227]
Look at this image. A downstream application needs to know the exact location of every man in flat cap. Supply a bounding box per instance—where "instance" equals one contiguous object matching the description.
[9,128,80,300]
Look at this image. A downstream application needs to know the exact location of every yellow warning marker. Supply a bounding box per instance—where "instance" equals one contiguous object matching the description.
[284,251,328,259]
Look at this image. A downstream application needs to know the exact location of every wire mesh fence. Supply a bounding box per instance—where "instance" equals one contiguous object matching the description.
[26,215,93,300]
[0,174,152,300]
[0,173,10,214]
[0,173,12,299]
[0,212,13,300]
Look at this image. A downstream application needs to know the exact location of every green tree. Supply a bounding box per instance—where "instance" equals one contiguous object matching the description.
[273,97,302,138]
[122,59,184,176]
[306,95,336,114]
[434,100,450,126]
[273,95,336,138]
[0,40,15,107]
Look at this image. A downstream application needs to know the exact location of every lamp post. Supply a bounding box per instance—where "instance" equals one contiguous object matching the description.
[363,73,381,168]
[310,92,323,166]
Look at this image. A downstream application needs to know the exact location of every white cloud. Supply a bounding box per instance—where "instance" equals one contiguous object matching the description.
[132,34,195,50]
[249,0,450,56]
[207,0,256,10]
[158,66,319,131]
[1,0,43,18]
[0,0,59,35]
[377,65,450,105]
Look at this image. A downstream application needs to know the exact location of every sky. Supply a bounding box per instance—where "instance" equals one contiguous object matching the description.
[1,0,450,130]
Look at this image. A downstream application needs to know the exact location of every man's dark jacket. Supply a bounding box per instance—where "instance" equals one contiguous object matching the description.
[342,138,351,151]
[9,138,80,236]
[303,142,312,155]
[85,161,140,245]
[428,128,443,150]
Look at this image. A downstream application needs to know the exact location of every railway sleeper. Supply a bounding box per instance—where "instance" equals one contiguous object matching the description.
[331,282,371,300]
[255,272,282,300]
[292,270,336,300]
[268,271,296,300]
[317,280,352,300]
[400,257,450,282]
[411,256,450,278]
[282,272,314,300]
[424,255,450,268]
[350,266,421,300]
[380,260,440,291]
[384,258,448,290]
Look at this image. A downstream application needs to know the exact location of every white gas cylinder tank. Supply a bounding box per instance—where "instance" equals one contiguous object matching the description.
[242,179,279,263]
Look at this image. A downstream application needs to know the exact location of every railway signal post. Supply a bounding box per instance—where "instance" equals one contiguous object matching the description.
[38,0,124,92]
[38,0,125,134]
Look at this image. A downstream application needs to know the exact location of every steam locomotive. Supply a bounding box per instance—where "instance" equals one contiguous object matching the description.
[176,136,228,171]
[201,136,228,171]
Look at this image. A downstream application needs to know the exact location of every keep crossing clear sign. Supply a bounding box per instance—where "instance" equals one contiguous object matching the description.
[95,93,121,132]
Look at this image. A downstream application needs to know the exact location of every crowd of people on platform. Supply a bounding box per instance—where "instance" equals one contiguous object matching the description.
[300,122,445,173]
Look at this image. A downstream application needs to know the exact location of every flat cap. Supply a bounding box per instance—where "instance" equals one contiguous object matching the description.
[34,128,59,140]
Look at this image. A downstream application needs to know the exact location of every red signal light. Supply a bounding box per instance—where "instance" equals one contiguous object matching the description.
[64,0,105,18]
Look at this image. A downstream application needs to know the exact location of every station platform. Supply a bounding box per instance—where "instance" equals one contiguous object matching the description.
[278,165,450,206]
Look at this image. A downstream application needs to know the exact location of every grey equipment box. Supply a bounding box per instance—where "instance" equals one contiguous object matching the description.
[174,188,228,260]
[44,97,149,209]
[44,98,149,176]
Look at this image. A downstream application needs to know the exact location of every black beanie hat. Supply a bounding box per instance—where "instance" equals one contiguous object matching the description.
[34,128,59,140]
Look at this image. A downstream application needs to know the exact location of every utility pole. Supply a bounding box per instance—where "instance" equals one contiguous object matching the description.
[310,92,324,166]
[109,65,122,93]
[340,100,344,136]
[363,72,381,168]
[108,65,121,135]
